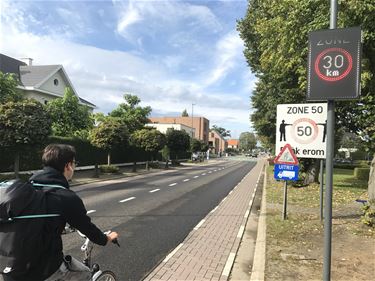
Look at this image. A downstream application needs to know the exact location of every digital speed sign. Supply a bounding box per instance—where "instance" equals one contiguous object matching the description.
[307,27,361,100]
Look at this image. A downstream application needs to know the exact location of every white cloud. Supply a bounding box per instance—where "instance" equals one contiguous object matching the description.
[1,0,254,138]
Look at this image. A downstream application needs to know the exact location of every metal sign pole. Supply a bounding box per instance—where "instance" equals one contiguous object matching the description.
[320,159,324,221]
[323,2,337,280]
[282,180,288,220]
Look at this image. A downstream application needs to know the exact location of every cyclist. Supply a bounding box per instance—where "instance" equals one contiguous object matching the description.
[1,144,118,281]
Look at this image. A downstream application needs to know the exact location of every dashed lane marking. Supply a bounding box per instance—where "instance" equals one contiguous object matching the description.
[119,197,136,203]
[169,183,177,187]
[149,189,160,193]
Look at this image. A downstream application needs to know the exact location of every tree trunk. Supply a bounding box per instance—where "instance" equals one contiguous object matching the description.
[14,151,20,179]
[368,154,375,201]
[107,152,111,166]
[146,161,149,171]
[303,159,320,185]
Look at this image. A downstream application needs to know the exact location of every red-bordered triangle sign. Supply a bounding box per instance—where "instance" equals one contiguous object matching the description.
[274,144,299,165]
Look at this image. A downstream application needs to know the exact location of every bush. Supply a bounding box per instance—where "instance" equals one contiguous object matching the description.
[354,167,370,181]
[99,165,120,174]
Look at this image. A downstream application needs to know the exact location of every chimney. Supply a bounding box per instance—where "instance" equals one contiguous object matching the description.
[21,57,33,66]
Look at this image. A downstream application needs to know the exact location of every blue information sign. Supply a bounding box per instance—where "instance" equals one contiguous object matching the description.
[274,164,299,181]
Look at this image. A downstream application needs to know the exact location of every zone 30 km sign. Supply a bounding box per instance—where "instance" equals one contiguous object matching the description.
[307,27,361,100]
[276,103,328,159]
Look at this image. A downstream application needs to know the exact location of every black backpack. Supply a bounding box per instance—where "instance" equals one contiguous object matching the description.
[0,179,65,278]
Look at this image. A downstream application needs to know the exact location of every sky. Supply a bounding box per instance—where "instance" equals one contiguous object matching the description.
[0,0,257,139]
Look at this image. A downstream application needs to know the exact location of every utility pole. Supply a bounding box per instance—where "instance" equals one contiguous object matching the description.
[191,103,195,139]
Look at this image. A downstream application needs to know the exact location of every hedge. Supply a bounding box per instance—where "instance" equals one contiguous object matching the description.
[0,136,161,172]
[354,168,370,181]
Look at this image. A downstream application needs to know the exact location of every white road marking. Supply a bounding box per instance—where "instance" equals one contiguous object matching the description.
[237,225,245,238]
[183,179,190,182]
[210,206,219,213]
[149,189,160,193]
[194,219,205,230]
[163,243,184,262]
[87,210,96,214]
[222,253,236,276]
[193,176,199,178]
[169,183,177,187]
[221,197,227,203]
[119,197,136,203]
[244,210,250,218]
[208,171,212,173]
[229,191,233,195]
[214,170,217,172]
[202,173,206,175]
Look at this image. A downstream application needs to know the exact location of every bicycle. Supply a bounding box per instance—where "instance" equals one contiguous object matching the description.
[69,229,120,281]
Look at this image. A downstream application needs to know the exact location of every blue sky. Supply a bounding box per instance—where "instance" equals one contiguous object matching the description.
[1,0,256,138]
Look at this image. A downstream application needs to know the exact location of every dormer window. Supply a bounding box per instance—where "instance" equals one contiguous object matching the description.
[54,79,59,86]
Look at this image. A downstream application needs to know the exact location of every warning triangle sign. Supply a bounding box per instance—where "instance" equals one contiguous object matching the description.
[274,144,298,165]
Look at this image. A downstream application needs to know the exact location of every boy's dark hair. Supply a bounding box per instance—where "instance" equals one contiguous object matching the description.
[42,144,76,173]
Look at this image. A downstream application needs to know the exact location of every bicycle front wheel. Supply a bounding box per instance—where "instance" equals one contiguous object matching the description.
[94,270,117,281]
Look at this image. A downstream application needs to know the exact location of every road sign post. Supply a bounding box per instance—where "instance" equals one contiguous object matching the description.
[274,144,299,220]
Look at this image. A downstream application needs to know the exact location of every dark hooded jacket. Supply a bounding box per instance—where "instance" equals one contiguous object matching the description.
[22,167,108,280]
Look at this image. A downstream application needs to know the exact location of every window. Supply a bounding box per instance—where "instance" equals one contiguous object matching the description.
[54,79,59,86]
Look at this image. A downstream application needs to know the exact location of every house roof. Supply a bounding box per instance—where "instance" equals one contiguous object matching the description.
[0,54,27,77]
[19,65,61,87]
[227,139,239,146]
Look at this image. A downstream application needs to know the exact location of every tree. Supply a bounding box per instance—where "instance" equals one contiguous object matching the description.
[166,128,191,159]
[0,72,23,103]
[46,87,93,138]
[131,128,166,170]
[109,93,152,133]
[212,125,231,137]
[181,109,189,117]
[239,132,257,152]
[190,139,202,153]
[238,0,375,188]
[0,99,51,177]
[89,117,129,165]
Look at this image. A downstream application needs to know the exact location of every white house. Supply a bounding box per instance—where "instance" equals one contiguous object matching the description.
[145,123,195,136]
[0,54,96,110]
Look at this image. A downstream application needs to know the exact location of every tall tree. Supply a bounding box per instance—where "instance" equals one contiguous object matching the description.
[89,117,129,165]
[181,109,189,117]
[0,72,23,103]
[212,125,231,137]
[238,0,375,188]
[131,128,166,170]
[0,99,51,177]
[239,132,257,152]
[46,87,93,138]
[166,128,191,159]
[110,94,152,133]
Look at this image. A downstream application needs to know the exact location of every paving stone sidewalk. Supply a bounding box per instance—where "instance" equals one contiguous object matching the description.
[144,160,265,281]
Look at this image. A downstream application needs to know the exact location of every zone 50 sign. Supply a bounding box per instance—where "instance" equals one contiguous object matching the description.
[307,27,361,100]
[276,103,327,159]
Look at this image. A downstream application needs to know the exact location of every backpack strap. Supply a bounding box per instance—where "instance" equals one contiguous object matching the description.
[31,182,67,189]
[6,182,66,222]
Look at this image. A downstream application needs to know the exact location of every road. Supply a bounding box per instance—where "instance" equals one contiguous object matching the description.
[62,159,257,280]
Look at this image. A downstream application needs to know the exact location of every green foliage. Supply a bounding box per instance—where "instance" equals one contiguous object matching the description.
[181,109,189,117]
[201,143,209,152]
[354,168,370,181]
[190,138,203,152]
[238,0,375,151]
[99,165,120,174]
[0,99,51,147]
[109,93,152,133]
[46,87,93,138]
[239,132,257,151]
[0,72,24,103]
[89,117,129,151]
[131,128,166,154]
[211,125,231,137]
[161,145,170,161]
[166,128,191,154]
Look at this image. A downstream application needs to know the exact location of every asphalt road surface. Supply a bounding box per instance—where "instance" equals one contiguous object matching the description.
[62,160,257,280]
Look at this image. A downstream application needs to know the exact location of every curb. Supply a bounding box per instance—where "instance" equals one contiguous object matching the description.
[249,163,267,281]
